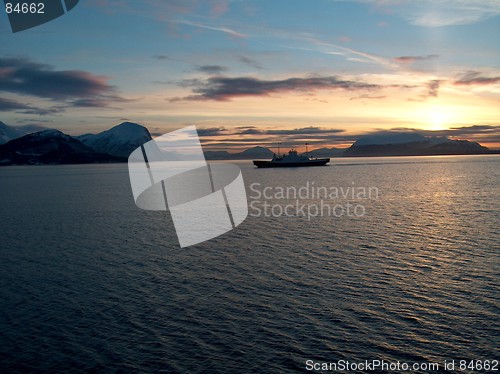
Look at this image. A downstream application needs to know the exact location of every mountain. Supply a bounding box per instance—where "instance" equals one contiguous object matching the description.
[0,130,122,166]
[78,122,152,158]
[345,132,489,157]
[0,122,155,166]
[352,132,426,146]
[203,150,232,160]
[0,122,17,144]
[204,146,343,160]
[233,146,274,159]
[308,147,344,158]
[204,146,274,160]
[0,122,494,166]
[424,139,489,154]
[0,121,49,144]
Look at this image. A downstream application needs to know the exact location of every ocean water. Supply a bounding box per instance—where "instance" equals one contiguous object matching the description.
[0,155,498,373]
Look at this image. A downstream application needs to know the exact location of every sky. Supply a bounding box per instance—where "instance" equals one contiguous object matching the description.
[1,0,499,150]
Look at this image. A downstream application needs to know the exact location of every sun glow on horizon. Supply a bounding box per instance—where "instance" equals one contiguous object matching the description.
[429,111,449,131]
[416,104,462,131]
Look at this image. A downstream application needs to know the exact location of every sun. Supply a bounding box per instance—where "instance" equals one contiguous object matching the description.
[424,105,454,131]
[429,111,447,130]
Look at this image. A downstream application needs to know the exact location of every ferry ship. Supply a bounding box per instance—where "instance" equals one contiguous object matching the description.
[253,148,330,168]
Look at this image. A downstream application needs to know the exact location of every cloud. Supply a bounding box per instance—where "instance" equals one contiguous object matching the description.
[231,126,346,136]
[21,107,65,115]
[196,127,227,136]
[70,98,114,108]
[407,79,441,101]
[427,79,440,97]
[234,126,262,135]
[424,124,500,140]
[176,78,204,88]
[444,124,500,135]
[316,41,396,69]
[388,124,500,143]
[408,1,500,27]
[197,126,261,137]
[349,94,386,100]
[0,97,63,115]
[152,80,172,85]
[454,71,500,86]
[263,127,346,136]
[198,126,353,148]
[174,20,246,38]
[195,65,228,75]
[153,55,171,60]
[394,54,438,64]
[173,75,380,101]
[0,58,123,106]
[175,19,396,70]
[340,0,500,27]
[17,119,54,124]
[238,55,263,69]
[0,97,34,112]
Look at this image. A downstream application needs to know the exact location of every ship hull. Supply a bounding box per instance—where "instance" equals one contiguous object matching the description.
[253,158,330,168]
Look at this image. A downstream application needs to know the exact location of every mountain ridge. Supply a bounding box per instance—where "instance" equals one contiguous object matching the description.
[77,122,153,158]
[0,121,496,166]
[0,129,122,165]
[0,121,49,144]
[344,135,490,157]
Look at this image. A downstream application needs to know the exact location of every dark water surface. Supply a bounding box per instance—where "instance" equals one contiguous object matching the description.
[1,155,498,372]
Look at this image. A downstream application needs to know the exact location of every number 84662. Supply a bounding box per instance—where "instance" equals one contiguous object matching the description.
[5,2,45,14]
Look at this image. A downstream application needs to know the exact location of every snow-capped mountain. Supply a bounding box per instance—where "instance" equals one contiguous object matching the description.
[0,122,18,144]
[0,121,49,144]
[0,121,152,165]
[0,129,123,165]
[78,122,152,158]
[2,129,94,155]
